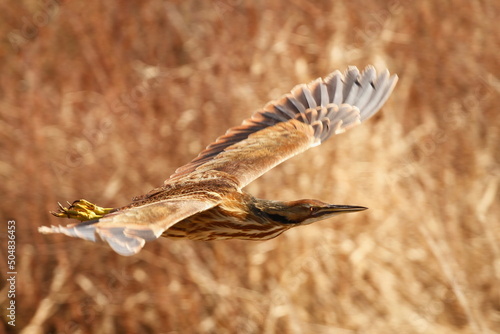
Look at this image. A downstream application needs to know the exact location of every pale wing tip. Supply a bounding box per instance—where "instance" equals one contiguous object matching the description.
[39,224,97,241]
[39,226,55,234]
[38,224,159,256]
[97,227,147,256]
[361,70,398,121]
[349,67,398,122]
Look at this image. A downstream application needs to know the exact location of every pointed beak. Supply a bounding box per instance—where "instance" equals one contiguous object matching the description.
[315,204,367,217]
[327,205,367,212]
[299,204,368,225]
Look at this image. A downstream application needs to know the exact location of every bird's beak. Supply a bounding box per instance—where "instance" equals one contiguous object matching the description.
[315,205,367,217]
[300,204,367,225]
[327,205,367,212]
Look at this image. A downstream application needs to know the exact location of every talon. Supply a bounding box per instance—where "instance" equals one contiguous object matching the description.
[50,210,66,218]
[50,199,115,221]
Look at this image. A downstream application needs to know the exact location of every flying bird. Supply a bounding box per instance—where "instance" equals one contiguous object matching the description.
[39,65,398,256]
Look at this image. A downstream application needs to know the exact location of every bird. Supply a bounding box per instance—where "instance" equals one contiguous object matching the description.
[39,65,398,256]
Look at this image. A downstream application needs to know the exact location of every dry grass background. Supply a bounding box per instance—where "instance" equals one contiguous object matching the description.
[0,0,499,333]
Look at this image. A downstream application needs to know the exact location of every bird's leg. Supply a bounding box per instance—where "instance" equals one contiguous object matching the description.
[50,199,115,221]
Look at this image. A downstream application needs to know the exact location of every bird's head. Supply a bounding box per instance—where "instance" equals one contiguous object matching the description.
[262,199,367,226]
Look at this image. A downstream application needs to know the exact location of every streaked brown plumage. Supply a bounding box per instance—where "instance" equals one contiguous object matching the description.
[39,65,398,256]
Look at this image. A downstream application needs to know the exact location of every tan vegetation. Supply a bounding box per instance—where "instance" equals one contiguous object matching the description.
[1,0,499,333]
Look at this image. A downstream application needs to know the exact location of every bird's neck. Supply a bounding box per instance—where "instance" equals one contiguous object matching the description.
[250,197,300,225]
[216,192,294,224]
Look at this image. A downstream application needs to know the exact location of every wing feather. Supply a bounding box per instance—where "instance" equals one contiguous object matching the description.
[325,70,344,106]
[39,198,218,255]
[182,120,316,188]
[167,66,398,188]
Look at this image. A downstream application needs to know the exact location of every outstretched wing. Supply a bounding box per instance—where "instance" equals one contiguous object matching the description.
[39,197,218,255]
[168,65,398,189]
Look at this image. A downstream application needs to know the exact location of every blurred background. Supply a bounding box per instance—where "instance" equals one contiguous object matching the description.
[1,0,499,333]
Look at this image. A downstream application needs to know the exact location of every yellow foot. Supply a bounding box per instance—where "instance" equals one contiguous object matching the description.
[50,199,115,221]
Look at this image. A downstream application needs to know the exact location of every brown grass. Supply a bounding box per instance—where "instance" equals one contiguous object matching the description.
[1,0,499,333]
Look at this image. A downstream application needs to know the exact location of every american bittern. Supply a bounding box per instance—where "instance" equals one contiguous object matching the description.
[39,66,398,256]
